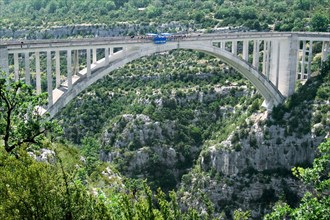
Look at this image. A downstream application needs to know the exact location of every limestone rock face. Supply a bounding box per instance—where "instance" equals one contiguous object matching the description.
[179,170,306,218]
[201,112,325,176]
[28,148,56,163]
[184,104,329,218]
[100,113,198,189]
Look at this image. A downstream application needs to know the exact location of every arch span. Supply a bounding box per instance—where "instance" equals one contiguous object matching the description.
[47,42,284,118]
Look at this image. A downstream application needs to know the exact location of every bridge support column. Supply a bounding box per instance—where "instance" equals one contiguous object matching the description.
[307,41,313,79]
[301,40,306,79]
[47,51,53,107]
[67,49,72,90]
[86,48,91,77]
[321,41,330,62]
[262,40,270,79]
[73,50,79,75]
[105,47,109,65]
[0,47,9,75]
[220,41,226,49]
[253,40,260,70]
[278,35,299,97]
[92,48,97,63]
[35,51,41,94]
[231,41,237,55]
[243,40,249,61]
[223,41,227,50]
[55,50,61,88]
[14,53,19,81]
[269,40,280,88]
[24,52,31,85]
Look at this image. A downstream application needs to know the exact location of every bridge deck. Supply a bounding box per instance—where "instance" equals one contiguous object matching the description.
[1,32,329,52]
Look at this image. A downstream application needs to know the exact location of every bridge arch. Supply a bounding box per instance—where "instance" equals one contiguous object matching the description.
[47,42,284,118]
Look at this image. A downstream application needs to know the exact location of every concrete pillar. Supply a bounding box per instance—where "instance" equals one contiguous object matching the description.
[275,41,281,88]
[277,35,299,97]
[86,48,91,77]
[301,40,306,78]
[105,47,109,65]
[67,49,72,90]
[35,51,41,94]
[55,50,61,88]
[73,50,79,75]
[269,40,281,88]
[252,40,260,70]
[220,41,226,49]
[14,53,19,81]
[93,48,97,63]
[24,52,30,85]
[242,40,249,61]
[262,40,268,77]
[0,47,9,75]
[223,41,227,50]
[265,41,271,79]
[231,41,237,55]
[321,41,329,61]
[307,40,313,79]
[47,51,53,107]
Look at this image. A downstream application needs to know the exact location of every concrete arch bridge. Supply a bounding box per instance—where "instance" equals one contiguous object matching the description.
[0,32,329,117]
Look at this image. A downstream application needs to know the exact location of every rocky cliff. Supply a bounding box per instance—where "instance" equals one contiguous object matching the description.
[179,72,330,218]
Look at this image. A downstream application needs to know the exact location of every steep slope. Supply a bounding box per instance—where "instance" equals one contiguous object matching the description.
[56,49,330,218]
[178,61,330,218]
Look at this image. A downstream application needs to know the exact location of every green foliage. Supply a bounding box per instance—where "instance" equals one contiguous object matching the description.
[311,13,330,32]
[271,58,330,137]
[265,139,330,220]
[0,74,209,219]
[233,208,251,220]
[0,0,329,34]
[0,144,209,219]
[0,147,111,220]
[0,71,60,154]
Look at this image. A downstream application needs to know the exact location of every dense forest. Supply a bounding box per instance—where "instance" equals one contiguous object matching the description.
[1,0,330,219]
[0,0,329,34]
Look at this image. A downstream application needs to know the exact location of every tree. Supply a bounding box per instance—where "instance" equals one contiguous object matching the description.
[0,72,59,154]
[194,11,204,23]
[265,139,330,219]
[215,0,224,5]
[310,13,329,32]
[234,209,251,220]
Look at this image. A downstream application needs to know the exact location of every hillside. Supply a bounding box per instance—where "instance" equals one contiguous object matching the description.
[0,0,329,40]
[1,0,330,219]
[55,48,330,218]
[178,64,330,217]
